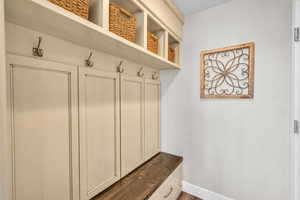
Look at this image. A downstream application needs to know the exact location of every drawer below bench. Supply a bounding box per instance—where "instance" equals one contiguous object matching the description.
[148,164,182,200]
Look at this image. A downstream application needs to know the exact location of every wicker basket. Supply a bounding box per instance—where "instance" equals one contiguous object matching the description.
[168,47,175,63]
[109,3,136,43]
[147,32,158,54]
[48,0,89,19]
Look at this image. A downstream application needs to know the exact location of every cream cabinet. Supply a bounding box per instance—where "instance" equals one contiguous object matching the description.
[120,75,144,177]
[5,55,162,200]
[6,54,80,200]
[78,68,121,200]
[144,79,161,161]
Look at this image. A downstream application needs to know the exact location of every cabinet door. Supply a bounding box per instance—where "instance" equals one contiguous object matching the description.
[144,79,161,161]
[79,68,120,200]
[121,75,144,177]
[7,55,79,200]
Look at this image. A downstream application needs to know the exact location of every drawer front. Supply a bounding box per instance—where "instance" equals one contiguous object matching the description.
[149,164,182,200]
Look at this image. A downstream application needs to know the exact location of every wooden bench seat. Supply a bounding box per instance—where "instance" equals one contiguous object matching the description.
[92,152,183,200]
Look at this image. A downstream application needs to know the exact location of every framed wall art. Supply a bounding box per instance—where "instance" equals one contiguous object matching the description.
[200,42,255,99]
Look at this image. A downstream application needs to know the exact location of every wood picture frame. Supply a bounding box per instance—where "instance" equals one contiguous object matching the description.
[200,42,255,99]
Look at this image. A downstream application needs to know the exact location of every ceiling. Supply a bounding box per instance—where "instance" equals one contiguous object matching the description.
[172,0,231,15]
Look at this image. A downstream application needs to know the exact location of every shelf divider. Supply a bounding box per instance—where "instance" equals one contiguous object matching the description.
[89,0,109,30]
[135,11,147,48]
[164,31,169,60]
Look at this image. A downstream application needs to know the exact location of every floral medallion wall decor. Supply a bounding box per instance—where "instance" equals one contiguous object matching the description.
[200,42,255,99]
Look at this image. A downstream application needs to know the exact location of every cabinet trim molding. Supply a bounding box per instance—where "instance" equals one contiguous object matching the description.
[0,1,9,199]
[162,0,184,23]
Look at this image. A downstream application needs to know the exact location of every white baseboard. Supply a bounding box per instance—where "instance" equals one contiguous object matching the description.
[182,181,235,200]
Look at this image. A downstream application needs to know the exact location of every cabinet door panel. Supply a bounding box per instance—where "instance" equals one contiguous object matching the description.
[121,75,144,177]
[144,80,160,160]
[79,69,120,200]
[7,55,79,200]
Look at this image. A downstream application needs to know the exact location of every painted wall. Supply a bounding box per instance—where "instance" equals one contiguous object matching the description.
[161,0,292,199]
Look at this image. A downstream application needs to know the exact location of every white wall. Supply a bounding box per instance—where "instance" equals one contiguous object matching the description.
[161,0,292,199]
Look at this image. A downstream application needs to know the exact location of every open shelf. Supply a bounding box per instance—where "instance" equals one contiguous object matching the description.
[109,0,145,47]
[5,0,180,70]
[168,33,180,65]
[147,15,166,58]
[89,0,107,28]
[110,0,141,14]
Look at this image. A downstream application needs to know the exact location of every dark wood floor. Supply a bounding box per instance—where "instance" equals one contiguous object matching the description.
[178,192,202,200]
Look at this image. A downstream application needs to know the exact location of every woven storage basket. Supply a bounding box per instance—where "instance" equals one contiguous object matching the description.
[147,32,158,54]
[48,0,89,19]
[168,47,175,63]
[109,3,136,43]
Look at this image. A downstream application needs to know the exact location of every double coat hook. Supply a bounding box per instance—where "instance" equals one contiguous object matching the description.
[85,51,94,68]
[117,61,125,73]
[137,67,144,77]
[32,36,44,57]
[152,72,159,80]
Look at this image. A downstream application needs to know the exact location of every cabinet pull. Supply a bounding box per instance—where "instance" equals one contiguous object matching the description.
[163,187,173,198]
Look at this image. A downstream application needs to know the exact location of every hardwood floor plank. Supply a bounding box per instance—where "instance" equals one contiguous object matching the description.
[178,192,202,200]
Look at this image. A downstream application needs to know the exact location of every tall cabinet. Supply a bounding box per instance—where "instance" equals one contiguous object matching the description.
[79,68,120,200]
[120,75,145,177]
[144,79,161,160]
[5,55,162,200]
[6,55,80,200]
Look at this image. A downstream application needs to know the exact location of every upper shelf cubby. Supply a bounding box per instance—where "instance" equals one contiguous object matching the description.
[147,15,166,58]
[168,33,180,65]
[89,0,107,28]
[108,0,145,47]
[5,0,181,70]
[110,0,141,14]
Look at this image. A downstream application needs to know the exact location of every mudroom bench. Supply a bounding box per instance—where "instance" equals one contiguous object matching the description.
[92,153,183,200]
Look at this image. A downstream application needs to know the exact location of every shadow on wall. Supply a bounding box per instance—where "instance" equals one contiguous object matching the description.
[160,69,180,98]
